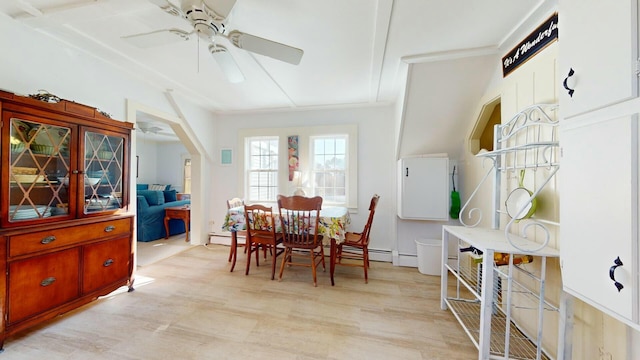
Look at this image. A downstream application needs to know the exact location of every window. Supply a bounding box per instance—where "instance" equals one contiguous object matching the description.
[239,125,357,208]
[183,158,191,194]
[247,137,279,202]
[310,135,347,205]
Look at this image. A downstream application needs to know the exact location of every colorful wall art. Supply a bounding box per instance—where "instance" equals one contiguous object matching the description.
[288,135,299,181]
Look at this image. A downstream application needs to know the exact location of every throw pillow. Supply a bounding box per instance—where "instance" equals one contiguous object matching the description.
[164,189,177,203]
[136,184,149,190]
[149,184,168,191]
[139,190,165,206]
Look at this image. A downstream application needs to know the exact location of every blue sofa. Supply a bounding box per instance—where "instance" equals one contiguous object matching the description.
[136,185,191,242]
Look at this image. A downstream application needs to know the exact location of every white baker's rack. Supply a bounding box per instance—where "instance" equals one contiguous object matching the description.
[460,103,560,252]
[441,104,561,360]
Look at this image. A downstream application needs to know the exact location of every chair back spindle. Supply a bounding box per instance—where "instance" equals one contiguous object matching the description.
[243,204,283,279]
[277,195,325,286]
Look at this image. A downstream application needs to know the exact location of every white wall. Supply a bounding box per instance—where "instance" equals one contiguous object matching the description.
[392,54,501,265]
[0,13,217,245]
[136,138,158,185]
[212,105,396,253]
[156,142,189,192]
[136,139,188,192]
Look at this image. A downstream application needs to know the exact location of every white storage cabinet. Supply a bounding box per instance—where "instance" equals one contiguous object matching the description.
[558,0,638,119]
[560,114,639,327]
[558,0,640,331]
[397,156,449,221]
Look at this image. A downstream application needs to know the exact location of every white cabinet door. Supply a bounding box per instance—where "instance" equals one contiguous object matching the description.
[560,115,637,325]
[397,157,449,221]
[558,0,638,118]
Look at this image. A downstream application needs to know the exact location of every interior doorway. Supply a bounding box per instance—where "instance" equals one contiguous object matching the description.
[126,99,207,247]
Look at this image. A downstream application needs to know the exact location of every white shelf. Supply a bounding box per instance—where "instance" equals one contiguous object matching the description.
[444,104,560,360]
[442,227,558,360]
[445,299,552,360]
[476,141,559,159]
[443,226,559,257]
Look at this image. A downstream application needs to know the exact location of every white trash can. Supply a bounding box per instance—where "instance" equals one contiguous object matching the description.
[415,238,442,275]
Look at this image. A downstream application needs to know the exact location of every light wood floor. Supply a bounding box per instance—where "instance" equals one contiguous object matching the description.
[2,244,478,359]
[136,234,192,267]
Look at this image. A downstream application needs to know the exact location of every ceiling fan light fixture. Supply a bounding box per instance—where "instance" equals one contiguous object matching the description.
[209,44,244,83]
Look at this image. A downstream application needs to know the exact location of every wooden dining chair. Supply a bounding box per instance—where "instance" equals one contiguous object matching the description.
[226,198,247,271]
[243,204,284,279]
[277,195,325,286]
[336,194,380,283]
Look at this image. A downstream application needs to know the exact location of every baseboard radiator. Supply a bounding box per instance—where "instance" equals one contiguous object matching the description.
[209,232,401,266]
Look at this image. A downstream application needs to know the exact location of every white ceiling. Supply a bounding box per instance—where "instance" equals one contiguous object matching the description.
[0,0,551,117]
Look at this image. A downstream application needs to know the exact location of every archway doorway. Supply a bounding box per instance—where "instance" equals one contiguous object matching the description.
[126,99,208,249]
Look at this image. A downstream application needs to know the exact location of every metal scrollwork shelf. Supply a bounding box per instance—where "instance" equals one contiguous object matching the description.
[441,104,561,360]
[459,103,559,252]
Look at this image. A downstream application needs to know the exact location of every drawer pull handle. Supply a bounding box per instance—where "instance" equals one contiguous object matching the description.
[103,258,114,267]
[40,277,56,287]
[104,225,115,232]
[41,236,56,244]
[609,256,624,292]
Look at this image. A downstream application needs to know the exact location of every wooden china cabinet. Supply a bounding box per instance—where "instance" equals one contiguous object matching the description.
[0,90,134,350]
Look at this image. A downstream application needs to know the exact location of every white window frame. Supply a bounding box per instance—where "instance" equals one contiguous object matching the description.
[238,125,357,208]
[309,135,348,206]
[182,156,192,194]
[245,136,279,203]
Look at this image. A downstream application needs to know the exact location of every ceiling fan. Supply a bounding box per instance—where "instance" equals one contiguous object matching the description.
[122,0,304,83]
[137,122,164,134]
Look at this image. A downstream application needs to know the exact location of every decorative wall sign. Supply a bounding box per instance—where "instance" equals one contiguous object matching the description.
[220,148,233,165]
[502,12,558,77]
[288,135,299,181]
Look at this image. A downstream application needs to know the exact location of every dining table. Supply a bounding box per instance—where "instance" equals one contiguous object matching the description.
[222,205,351,285]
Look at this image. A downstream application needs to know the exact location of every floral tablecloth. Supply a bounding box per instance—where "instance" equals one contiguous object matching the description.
[222,206,351,245]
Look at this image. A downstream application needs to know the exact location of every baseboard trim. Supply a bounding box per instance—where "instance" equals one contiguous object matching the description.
[368,248,394,263]
[392,251,419,267]
[207,238,412,267]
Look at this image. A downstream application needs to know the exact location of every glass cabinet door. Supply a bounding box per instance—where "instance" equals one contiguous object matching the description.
[8,117,72,223]
[83,130,126,214]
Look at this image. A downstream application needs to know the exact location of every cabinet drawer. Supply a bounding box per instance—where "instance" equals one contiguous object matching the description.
[8,218,132,257]
[8,248,80,324]
[82,236,131,294]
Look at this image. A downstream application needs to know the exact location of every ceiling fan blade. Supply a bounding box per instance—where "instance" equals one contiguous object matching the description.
[149,0,182,16]
[122,29,191,48]
[149,0,171,6]
[227,31,303,65]
[209,45,245,83]
[203,0,237,20]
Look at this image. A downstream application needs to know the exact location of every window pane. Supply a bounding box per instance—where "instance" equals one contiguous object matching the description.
[310,135,348,205]
[336,139,346,154]
[183,158,191,194]
[247,137,278,202]
[314,155,324,170]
